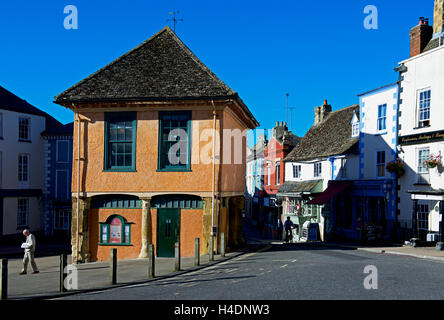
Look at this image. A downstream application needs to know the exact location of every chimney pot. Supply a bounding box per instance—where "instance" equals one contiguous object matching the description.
[409,18,433,57]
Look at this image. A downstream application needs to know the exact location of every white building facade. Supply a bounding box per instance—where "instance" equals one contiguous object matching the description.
[0,86,56,240]
[397,43,444,244]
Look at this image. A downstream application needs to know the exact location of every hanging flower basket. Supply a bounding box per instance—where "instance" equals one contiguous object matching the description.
[424,154,442,169]
[386,159,405,177]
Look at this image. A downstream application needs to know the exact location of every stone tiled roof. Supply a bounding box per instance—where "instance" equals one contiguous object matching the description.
[55,26,238,103]
[284,104,359,162]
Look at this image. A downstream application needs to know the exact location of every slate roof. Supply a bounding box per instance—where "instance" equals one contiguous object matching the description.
[423,37,440,53]
[55,26,239,103]
[0,85,61,130]
[41,122,74,137]
[278,180,323,195]
[284,104,360,162]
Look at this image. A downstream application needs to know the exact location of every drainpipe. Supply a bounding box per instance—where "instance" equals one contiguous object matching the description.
[211,101,217,237]
[73,103,80,264]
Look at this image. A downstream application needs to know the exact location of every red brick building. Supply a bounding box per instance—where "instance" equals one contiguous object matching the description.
[262,122,300,238]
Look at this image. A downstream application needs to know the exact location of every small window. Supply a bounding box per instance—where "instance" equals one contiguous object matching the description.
[18,154,29,182]
[158,111,191,171]
[418,89,431,128]
[377,104,387,132]
[99,215,132,245]
[376,151,386,177]
[314,162,322,178]
[352,122,360,137]
[17,199,29,228]
[341,158,347,178]
[104,112,137,171]
[293,165,301,179]
[54,209,71,230]
[18,117,31,141]
[276,162,281,186]
[418,148,430,184]
[57,140,70,163]
[417,203,429,231]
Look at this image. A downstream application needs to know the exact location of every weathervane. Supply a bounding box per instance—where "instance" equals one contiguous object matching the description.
[167,10,184,33]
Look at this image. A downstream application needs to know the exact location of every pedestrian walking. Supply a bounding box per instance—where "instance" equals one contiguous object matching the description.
[19,229,39,275]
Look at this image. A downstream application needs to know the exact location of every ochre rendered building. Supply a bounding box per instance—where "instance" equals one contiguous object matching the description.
[55,27,258,262]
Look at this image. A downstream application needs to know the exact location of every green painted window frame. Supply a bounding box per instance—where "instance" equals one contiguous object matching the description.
[99,215,132,246]
[91,196,142,209]
[152,195,203,209]
[157,111,192,172]
[104,112,137,172]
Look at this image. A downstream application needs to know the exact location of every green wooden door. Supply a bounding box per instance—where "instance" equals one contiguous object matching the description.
[157,208,180,257]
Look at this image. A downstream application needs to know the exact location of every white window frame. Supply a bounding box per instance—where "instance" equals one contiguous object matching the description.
[417,88,431,128]
[17,198,29,228]
[377,104,387,132]
[417,147,430,184]
[18,116,31,141]
[18,154,30,185]
[352,122,360,138]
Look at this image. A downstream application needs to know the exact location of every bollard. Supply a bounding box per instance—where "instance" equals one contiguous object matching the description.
[148,244,155,278]
[194,238,200,266]
[220,232,225,258]
[0,259,7,300]
[59,254,68,292]
[110,248,117,285]
[209,235,214,261]
[174,242,181,271]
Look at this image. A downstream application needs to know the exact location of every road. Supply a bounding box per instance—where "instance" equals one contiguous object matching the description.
[57,243,444,300]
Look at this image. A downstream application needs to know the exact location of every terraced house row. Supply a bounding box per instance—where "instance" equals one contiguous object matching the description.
[247,0,444,248]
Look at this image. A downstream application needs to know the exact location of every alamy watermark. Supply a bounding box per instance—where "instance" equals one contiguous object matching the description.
[64,264,78,290]
[364,5,378,30]
[363,265,378,290]
[64,5,78,30]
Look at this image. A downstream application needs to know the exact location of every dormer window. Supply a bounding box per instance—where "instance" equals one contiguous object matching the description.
[352,122,360,137]
[351,110,360,138]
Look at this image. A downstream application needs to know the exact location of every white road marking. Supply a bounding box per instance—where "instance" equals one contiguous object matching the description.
[280,264,288,269]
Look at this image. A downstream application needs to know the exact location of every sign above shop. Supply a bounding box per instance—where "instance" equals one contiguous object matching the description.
[399,130,444,146]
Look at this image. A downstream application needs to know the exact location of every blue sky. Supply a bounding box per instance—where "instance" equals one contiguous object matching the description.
[0,0,434,138]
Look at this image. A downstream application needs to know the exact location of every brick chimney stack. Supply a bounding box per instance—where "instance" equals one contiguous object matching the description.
[410,17,433,57]
[314,100,332,125]
[434,0,444,35]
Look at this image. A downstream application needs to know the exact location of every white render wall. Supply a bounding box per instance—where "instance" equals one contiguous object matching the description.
[285,155,359,188]
[359,84,398,180]
[398,45,444,231]
[0,109,46,235]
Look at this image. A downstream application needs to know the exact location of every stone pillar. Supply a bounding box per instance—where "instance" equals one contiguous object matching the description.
[138,198,152,259]
[71,197,91,263]
[202,197,213,255]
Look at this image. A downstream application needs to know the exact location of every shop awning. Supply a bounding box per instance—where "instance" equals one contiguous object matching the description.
[307,181,353,205]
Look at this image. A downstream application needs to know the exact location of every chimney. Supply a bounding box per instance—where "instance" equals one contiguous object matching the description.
[410,17,433,57]
[434,0,444,35]
[314,100,332,125]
